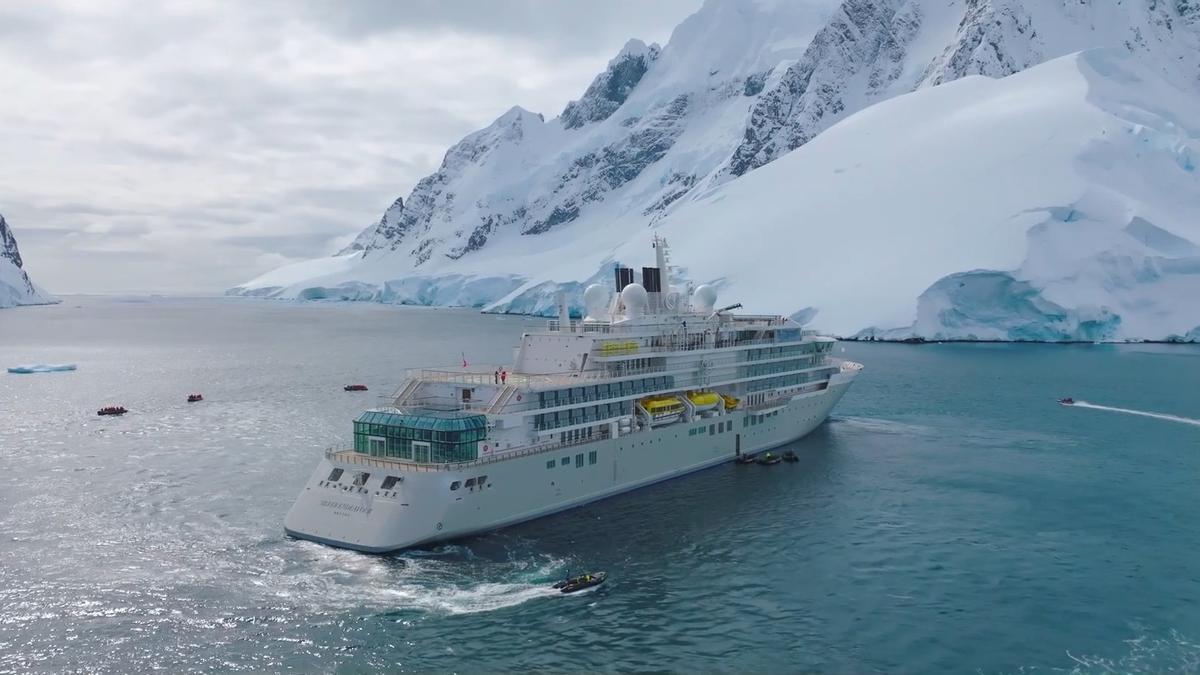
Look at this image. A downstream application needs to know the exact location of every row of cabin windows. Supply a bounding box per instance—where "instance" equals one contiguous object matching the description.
[688,420,734,436]
[545,451,599,470]
[450,474,489,491]
[536,376,674,409]
[535,401,633,431]
[742,358,818,380]
[559,427,596,444]
[746,367,837,393]
[323,469,402,492]
[744,343,818,362]
[743,410,781,427]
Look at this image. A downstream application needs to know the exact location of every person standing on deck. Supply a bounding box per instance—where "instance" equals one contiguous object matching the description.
[500,369,507,384]
[494,369,499,385]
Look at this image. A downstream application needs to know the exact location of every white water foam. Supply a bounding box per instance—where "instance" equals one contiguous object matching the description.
[268,541,568,616]
[1070,401,1200,428]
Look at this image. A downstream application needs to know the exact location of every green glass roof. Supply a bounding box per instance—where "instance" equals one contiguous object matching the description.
[356,409,487,432]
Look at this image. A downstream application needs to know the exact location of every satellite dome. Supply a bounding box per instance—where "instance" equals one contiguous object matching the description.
[583,284,610,320]
[692,284,717,312]
[621,283,648,318]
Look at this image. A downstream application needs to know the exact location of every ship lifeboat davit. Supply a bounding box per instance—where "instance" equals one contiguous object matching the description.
[640,395,684,426]
[686,390,721,412]
[344,384,368,392]
[721,394,739,411]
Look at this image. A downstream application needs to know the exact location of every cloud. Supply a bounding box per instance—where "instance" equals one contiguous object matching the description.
[0,0,701,294]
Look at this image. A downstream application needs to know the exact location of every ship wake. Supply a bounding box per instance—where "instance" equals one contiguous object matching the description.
[1070,401,1200,428]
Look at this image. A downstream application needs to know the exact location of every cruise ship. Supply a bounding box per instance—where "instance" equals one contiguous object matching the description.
[285,237,862,552]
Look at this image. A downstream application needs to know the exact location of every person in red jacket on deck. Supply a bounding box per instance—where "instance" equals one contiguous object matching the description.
[500,369,507,384]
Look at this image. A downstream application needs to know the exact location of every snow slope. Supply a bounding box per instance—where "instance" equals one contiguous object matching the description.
[232,0,1200,340]
[639,50,1200,341]
[0,213,56,309]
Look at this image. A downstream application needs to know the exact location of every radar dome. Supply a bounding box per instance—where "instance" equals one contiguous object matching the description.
[692,284,717,312]
[583,284,610,320]
[620,283,648,318]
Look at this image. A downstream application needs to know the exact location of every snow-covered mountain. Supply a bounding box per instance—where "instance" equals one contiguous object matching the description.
[232,0,1200,341]
[0,213,57,308]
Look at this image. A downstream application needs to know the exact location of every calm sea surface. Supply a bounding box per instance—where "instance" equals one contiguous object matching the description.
[2,297,1200,673]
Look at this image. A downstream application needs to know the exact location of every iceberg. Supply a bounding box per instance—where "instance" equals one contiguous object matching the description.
[7,363,78,374]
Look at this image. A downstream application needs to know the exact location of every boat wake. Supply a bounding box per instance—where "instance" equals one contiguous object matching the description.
[276,540,567,616]
[1070,401,1200,428]
[379,578,560,615]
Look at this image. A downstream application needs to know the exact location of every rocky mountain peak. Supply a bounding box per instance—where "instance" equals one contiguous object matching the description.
[560,39,661,130]
[0,212,57,308]
[1,213,24,269]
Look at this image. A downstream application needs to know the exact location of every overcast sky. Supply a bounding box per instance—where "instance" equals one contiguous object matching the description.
[0,0,701,294]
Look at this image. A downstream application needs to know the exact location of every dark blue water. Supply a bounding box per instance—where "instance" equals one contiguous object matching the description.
[3,298,1200,673]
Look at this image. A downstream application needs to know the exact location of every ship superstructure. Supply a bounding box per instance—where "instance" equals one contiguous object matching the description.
[285,237,862,552]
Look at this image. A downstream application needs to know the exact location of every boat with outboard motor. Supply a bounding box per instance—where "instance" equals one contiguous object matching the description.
[283,236,862,552]
[187,394,203,403]
[344,384,368,392]
[97,406,127,416]
[553,571,607,594]
[1058,397,1075,406]
[757,452,782,465]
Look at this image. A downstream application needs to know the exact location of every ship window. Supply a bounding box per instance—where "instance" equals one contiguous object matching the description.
[327,468,344,482]
[464,478,476,488]
[561,457,570,467]
[575,454,584,468]
[547,460,555,469]
[588,451,597,465]
[381,476,400,490]
[698,426,706,434]
[689,428,697,436]
[478,475,487,486]
[450,481,461,491]
[709,424,715,435]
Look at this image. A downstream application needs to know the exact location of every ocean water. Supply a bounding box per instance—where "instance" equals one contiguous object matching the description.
[3,297,1200,673]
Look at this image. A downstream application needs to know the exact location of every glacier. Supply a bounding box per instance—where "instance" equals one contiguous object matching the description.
[0,213,57,309]
[231,0,1200,342]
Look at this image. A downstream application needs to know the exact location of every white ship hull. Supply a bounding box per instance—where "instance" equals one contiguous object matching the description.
[284,376,854,553]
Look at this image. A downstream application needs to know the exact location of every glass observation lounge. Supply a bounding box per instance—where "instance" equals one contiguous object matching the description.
[353,409,487,464]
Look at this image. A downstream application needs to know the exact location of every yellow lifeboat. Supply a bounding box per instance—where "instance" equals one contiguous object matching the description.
[721,394,739,410]
[686,391,721,411]
[640,395,684,425]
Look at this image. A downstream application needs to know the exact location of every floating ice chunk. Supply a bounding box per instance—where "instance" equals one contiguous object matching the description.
[7,363,77,374]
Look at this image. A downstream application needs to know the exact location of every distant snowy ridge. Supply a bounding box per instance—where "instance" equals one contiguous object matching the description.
[232,0,1200,341]
[0,213,57,308]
